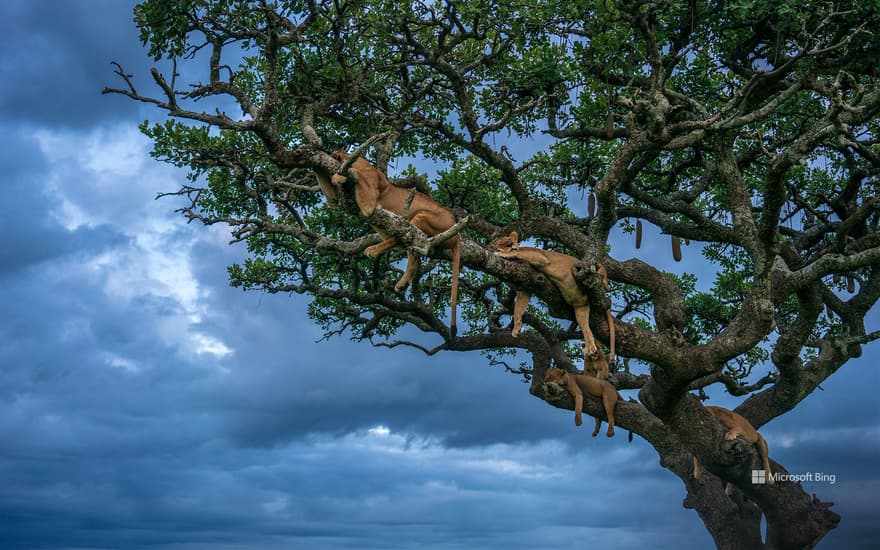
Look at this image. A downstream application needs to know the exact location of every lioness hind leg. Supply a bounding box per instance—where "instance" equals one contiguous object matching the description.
[365,237,397,257]
[394,251,421,292]
[512,291,529,337]
[574,305,598,355]
[592,416,602,437]
[411,210,455,237]
[602,391,616,437]
[757,436,774,485]
[572,389,584,427]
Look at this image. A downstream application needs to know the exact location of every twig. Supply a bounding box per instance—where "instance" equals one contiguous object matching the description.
[688,371,778,396]
[374,339,447,356]
[300,104,322,147]
[413,216,470,255]
[339,130,397,173]
[402,187,418,218]
[846,330,880,346]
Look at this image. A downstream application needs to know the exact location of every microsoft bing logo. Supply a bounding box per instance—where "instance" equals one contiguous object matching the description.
[751,471,836,484]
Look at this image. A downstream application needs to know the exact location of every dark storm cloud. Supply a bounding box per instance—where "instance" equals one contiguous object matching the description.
[0,220,249,550]
[0,1,150,127]
[187,281,586,449]
[1,132,873,548]
[0,432,690,550]
[183,235,595,449]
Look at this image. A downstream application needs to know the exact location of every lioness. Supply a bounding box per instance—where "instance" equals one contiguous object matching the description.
[316,152,462,336]
[490,231,614,374]
[693,405,773,486]
[544,367,619,437]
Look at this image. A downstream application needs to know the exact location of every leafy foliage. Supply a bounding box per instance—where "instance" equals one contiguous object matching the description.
[110,0,880,387]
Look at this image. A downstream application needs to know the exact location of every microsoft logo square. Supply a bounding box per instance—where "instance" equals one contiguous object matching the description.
[752,470,767,484]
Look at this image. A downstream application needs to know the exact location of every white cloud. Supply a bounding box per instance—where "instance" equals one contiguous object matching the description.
[192,333,233,360]
[331,425,565,482]
[367,425,391,437]
[105,354,141,374]
[774,425,880,449]
[82,128,148,178]
[35,124,235,364]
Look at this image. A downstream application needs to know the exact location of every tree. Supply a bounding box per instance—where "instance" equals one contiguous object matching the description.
[105,1,880,548]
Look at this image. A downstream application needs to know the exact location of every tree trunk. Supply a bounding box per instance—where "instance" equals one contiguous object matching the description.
[663,452,765,549]
[685,481,765,549]
[661,440,840,549]
[535,380,841,549]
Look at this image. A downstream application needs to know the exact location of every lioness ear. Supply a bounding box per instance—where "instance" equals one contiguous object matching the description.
[510,230,519,245]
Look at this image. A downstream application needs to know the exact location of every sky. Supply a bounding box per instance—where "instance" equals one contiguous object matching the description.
[0,1,878,549]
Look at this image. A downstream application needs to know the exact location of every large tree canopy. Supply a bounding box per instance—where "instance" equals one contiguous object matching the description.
[106,1,880,548]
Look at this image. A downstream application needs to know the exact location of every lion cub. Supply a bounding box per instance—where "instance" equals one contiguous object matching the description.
[544,367,619,437]
[693,405,773,486]
[490,231,614,375]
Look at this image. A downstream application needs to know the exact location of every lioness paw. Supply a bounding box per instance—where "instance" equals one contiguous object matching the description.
[583,340,598,356]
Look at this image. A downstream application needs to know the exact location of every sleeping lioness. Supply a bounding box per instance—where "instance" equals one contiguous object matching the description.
[693,405,774,487]
[489,231,615,374]
[544,367,619,437]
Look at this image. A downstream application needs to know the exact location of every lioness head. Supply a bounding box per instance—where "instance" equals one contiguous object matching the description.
[544,367,569,385]
[583,346,607,362]
[488,231,519,253]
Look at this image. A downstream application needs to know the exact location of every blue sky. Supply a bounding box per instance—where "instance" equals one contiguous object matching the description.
[0,2,878,548]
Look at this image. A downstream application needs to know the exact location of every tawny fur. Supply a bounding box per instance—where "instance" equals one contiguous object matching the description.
[583,348,612,380]
[693,405,774,487]
[316,152,461,335]
[544,367,619,437]
[489,231,615,376]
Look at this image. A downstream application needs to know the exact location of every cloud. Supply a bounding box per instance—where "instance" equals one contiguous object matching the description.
[0,127,125,275]
[31,124,236,364]
[0,412,708,550]
[0,1,150,128]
